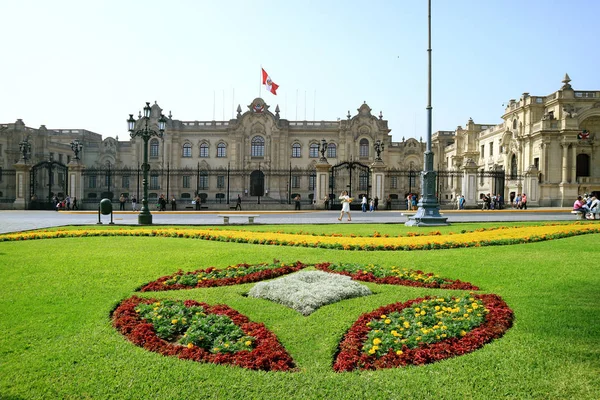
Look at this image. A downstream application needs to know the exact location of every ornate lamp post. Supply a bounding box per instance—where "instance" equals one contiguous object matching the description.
[374,139,385,161]
[70,139,83,160]
[127,102,167,225]
[19,137,32,162]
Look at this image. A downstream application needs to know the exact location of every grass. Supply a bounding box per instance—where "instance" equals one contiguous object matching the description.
[0,223,599,399]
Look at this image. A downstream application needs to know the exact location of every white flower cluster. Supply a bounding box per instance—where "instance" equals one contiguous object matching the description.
[248,271,372,316]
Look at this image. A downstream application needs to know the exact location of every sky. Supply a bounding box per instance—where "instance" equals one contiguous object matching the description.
[1,0,598,142]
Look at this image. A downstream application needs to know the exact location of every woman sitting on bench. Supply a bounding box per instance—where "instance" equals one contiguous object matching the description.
[573,196,590,215]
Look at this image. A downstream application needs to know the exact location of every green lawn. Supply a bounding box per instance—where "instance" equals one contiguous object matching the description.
[0,223,598,399]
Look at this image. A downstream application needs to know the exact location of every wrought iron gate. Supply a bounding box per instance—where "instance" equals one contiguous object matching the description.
[29,160,68,209]
[330,161,371,209]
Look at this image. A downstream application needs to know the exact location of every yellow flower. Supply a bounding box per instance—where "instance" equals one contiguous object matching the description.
[373,338,382,345]
[460,330,467,336]
[368,348,376,355]
[391,330,399,337]
[396,350,403,356]
[403,321,410,328]
[245,340,252,346]
[187,343,194,349]
[171,319,178,324]
[420,310,426,316]
[380,314,387,319]
[384,319,391,324]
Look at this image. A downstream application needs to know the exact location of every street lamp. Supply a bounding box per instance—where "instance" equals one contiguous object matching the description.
[19,137,31,162]
[70,139,83,160]
[128,102,167,225]
[374,139,385,161]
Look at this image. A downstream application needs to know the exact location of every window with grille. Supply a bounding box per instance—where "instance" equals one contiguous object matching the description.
[359,139,369,157]
[292,143,301,158]
[217,175,225,188]
[327,143,337,158]
[291,175,300,188]
[489,142,494,156]
[183,143,192,157]
[251,136,265,157]
[150,175,159,190]
[199,172,209,189]
[200,143,209,158]
[89,176,96,188]
[359,171,368,190]
[150,139,159,158]
[183,175,191,188]
[391,176,398,189]
[217,143,226,158]
[309,143,319,158]
[123,176,130,188]
[309,174,316,190]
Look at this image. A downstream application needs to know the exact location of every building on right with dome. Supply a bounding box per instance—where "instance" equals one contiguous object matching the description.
[432,74,599,208]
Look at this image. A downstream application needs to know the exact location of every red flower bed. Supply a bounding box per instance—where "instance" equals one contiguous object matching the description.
[138,261,307,292]
[333,293,513,371]
[112,296,296,371]
[314,262,479,291]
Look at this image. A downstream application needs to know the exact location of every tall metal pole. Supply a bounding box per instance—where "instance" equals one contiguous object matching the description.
[406,0,448,226]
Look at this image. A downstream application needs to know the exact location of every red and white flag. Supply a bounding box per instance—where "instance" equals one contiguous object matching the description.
[261,68,279,95]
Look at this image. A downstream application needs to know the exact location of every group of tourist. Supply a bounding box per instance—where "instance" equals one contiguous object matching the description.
[360,195,379,212]
[573,193,599,219]
[52,195,77,210]
[480,193,505,210]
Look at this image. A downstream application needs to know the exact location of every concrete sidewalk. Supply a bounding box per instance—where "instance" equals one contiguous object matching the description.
[0,207,582,235]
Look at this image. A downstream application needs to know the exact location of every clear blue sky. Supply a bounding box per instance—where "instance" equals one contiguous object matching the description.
[1,0,598,142]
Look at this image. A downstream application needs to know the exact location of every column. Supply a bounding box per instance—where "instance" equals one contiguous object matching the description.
[570,144,577,183]
[560,143,569,184]
[370,161,386,205]
[13,162,30,210]
[68,161,85,208]
[462,159,478,208]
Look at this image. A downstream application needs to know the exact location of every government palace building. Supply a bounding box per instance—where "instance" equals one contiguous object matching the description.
[1,74,598,210]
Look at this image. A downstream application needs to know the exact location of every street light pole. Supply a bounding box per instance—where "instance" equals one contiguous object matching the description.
[406,0,448,226]
[128,102,167,225]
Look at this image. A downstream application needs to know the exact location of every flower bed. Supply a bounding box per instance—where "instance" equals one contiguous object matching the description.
[333,293,513,371]
[112,296,295,371]
[1,222,598,251]
[248,271,372,316]
[138,261,307,292]
[315,262,479,290]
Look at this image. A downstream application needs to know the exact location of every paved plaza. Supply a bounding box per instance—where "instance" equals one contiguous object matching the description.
[0,207,580,234]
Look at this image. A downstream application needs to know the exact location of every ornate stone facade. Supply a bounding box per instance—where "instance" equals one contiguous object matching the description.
[1,75,598,210]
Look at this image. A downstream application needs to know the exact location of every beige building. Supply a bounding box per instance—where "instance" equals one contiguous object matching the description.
[432,74,599,207]
[1,74,598,210]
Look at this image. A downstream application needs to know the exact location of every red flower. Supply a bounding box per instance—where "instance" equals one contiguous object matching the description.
[112,296,296,371]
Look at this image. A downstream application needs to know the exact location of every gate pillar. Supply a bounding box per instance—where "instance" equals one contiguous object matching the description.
[68,160,85,209]
[315,162,331,209]
[13,161,30,210]
[371,160,386,205]
[462,158,478,208]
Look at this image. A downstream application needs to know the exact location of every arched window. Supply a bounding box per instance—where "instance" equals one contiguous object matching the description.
[251,136,265,157]
[512,119,517,130]
[182,143,192,157]
[309,143,319,158]
[510,154,518,179]
[576,154,590,177]
[217,142,226,158]
[150,139,159,158]
[359,138,369,157]
[327,143,337,158]
[292,143,301,158]
[200,143,209,158]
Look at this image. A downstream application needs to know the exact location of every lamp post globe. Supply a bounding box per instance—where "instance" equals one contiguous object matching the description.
[127,103,167,225]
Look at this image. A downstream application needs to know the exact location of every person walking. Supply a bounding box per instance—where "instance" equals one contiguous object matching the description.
[72,196,78,210]
[294,194,301,210]
[131,196,137,211]
[195,195,201,211]
[338,190,352,222]
[119,194,126,211]
[235,194,242,210]
[171,196,177,211]
[323,196,329,210]
[361,195,367,212]
[65,195,71,210]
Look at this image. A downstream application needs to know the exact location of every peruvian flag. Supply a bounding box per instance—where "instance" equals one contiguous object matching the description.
[262,68,279,95]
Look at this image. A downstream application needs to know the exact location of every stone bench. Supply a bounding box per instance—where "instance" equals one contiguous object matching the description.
[571,210,585,220]
[217,214,259,224]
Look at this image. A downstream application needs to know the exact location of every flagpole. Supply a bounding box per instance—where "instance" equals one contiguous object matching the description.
[259,66,262,97]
